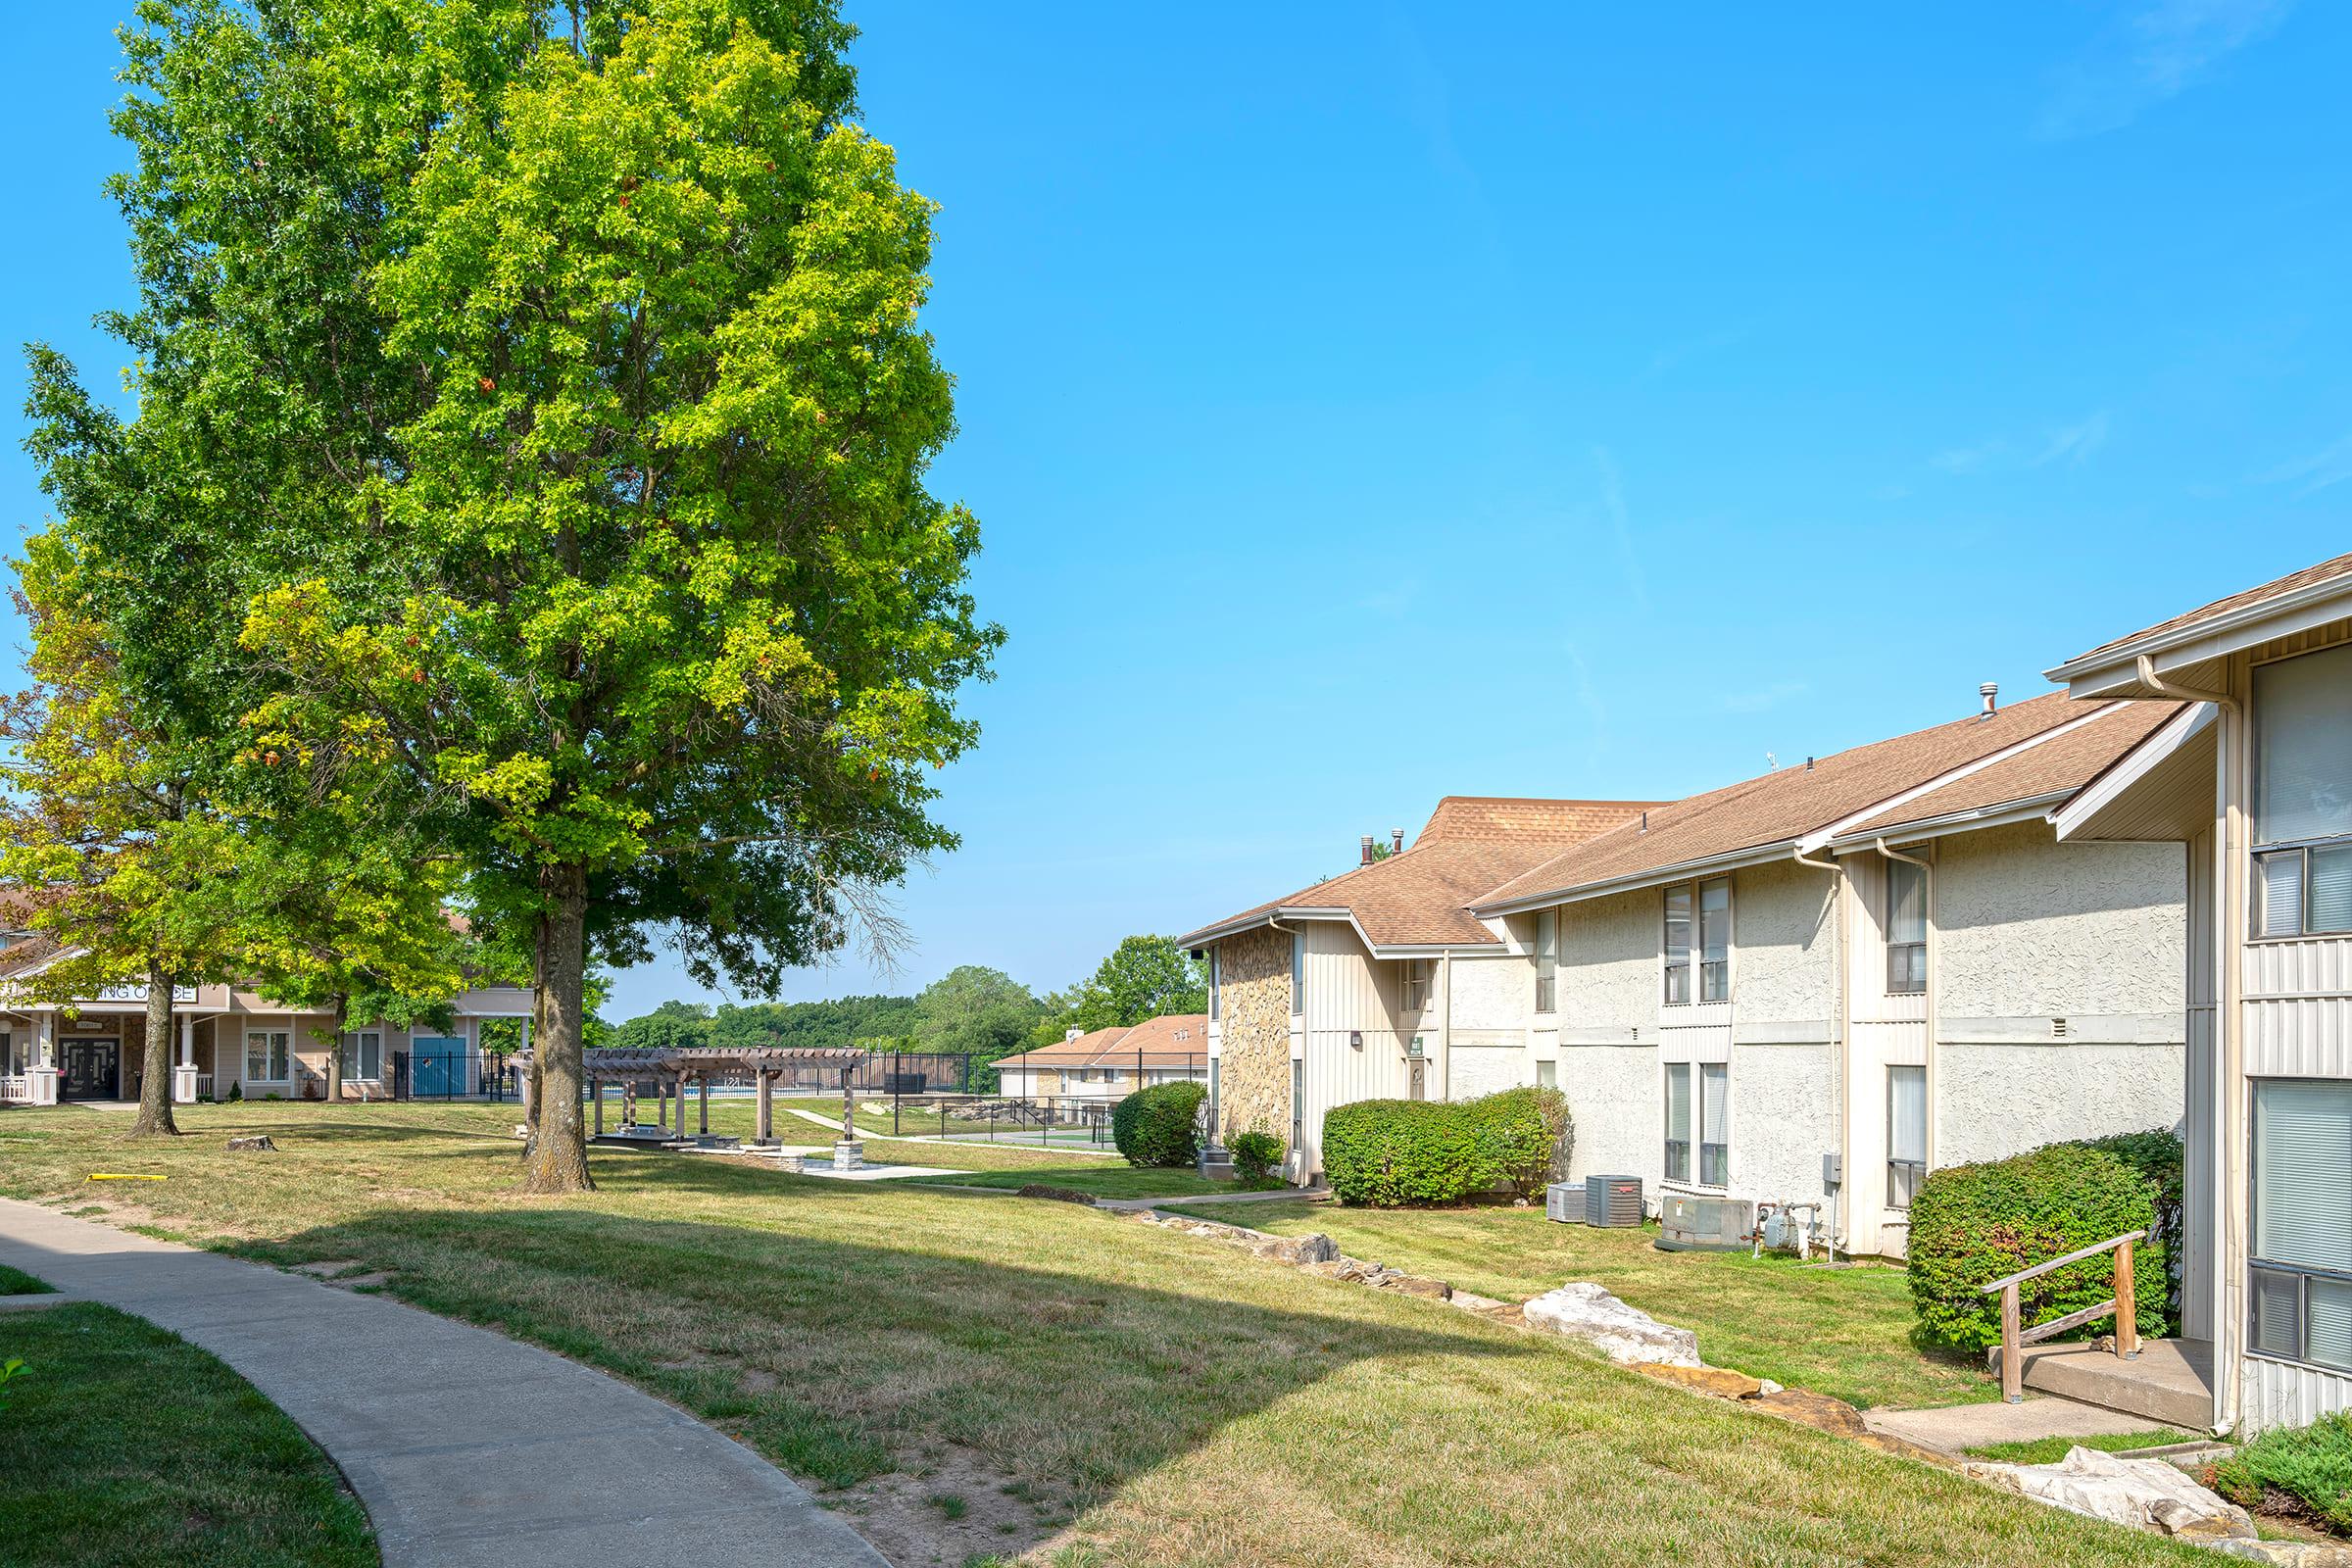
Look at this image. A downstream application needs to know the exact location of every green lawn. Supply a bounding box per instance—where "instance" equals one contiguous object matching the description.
[0,1261,57,1295]
[0,1102,2204,1568]
[0,1299,376,1567]
[1156,1199,1993,1411]
[1967,1429,2200,1464]
[888,1167,1249,1200]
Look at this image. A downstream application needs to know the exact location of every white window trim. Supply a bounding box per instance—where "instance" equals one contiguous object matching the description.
[1662,1059,1732,1193]
[342,1029,385,1084]
[1661,876,1734,1007]
[244,1028,293,1084]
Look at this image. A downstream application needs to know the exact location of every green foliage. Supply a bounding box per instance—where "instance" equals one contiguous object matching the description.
[1322,1089,1571,1207]
[0,1357,24,1413]
[707,994,917,1053]
[2080,1128,2185,1319]
[1229,1131,1285,1186]
[1032,936,1208,1045]
[2213,1413,2352,1535]
[915,967,1043,1090]
[1112,1082,1207,1169]
[1905,1142,2166,1353]
[612,1000,716,1053]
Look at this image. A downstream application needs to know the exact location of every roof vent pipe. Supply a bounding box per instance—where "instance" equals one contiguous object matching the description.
[1391,828,1404,856]
[1805,756,1814,771]
[1640,810,1648,833]
[1359,834,1376,867]
[1979,681,1999,720]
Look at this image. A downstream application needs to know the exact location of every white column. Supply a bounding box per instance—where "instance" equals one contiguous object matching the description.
[178,1016,193,1066]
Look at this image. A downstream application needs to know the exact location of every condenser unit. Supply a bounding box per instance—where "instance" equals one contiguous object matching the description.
[1585,1174,1644,1228]
[1544,1182,1585,1223]
[1656,1194,1754,1252]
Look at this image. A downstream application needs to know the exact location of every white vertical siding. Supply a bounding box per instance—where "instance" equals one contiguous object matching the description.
[2245,1357,2352,1432]
[1296,921,1411,1177]
[2243,939,2352,1077]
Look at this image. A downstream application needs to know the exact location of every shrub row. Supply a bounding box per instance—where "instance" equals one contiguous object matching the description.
[1905,1136,2172,1354]
[1111,1081,1206,1169]
[1323,1086,1572,1207]
[1229,1131,1284,1186]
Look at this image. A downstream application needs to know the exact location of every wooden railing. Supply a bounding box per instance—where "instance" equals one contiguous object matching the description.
[1980,1229,2143,1403]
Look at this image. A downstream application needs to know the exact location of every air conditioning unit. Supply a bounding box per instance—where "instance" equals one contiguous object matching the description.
[1657,1194,1754,1252]
[1586,1174,1643,1228]
[1544,1182,1585,1223]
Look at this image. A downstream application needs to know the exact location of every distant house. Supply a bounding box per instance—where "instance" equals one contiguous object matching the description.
[2049,549,2352,1434]
[0,895,532,1105]
[992,1014,1211,1105]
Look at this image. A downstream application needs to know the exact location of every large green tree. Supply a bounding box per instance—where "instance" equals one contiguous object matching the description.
[33,0,998,1192]
[912,965,1042,1064]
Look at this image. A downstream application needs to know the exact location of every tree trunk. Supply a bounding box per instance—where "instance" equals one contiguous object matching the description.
[322,991,348,1104]
[518,862,594,1193]
[523,955,547,1153]
[125,956,179,1139]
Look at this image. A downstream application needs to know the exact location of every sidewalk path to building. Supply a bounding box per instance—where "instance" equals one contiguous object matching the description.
[0,1199,890,1568]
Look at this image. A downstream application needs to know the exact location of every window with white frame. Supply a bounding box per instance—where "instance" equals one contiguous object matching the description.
[1663,1061,1730,1186]
[2249,1078,2352,1373]
[2253,644,2352,940]
[1663,877,1731,1004]
[341,1030,383,1082]
[1400,957,1430,1012]
[1291,931,1305,1017]
[1207,950,1220,1021]
[1887,1064,1927,1208]
[1886,857,1928,994]
[245,1029,290,1081]
[1533,909,1558,1013]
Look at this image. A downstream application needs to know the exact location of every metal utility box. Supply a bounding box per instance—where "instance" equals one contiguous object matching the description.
[1657,1194,1754,1251]
[1586,1174,1644,1227]
[1544,1182,1586,1223]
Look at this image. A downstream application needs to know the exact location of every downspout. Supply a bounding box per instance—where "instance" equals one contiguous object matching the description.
[1794,846,1844,1260]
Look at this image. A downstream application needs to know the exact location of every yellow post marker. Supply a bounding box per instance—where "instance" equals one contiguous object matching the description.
[87,1173,168,1182]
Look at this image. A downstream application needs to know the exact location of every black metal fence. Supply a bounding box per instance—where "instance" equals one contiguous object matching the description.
[391,1049,516,1103]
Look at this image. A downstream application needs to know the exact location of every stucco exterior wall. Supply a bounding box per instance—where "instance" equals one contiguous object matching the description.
[1449,1043,1532,1100]
[1733,860,1837,1039]
[1212,925,1292,1142]
[1558,1046,1656,1182]
[1936,821,2186,1025]
[1729,1043,1836,1204]
[1448,951,1530,1034]
[1934,1042,2185,1167]
[1555,888,1656,1040]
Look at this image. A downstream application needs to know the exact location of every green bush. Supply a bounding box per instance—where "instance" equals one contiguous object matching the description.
[1229,1131,1284,1185]
[1322,1088,1569,1206]
[2213,1413,2352,1536]
[1906,1142,2166,1353]
[2081,1128,2184,1325]
[1112,1081,1206,1169]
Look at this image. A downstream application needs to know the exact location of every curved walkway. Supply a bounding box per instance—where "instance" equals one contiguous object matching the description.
[0,1199,889,1568]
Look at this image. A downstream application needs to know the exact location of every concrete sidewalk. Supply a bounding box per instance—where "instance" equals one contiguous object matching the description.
[0,1199,888,1568]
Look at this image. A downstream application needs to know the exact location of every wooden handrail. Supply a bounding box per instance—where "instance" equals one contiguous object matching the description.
[1984,1230,2144,1403]
[1978,1230,2145,1296]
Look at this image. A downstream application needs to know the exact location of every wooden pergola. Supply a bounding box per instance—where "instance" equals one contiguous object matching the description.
[513,1046,872,1145]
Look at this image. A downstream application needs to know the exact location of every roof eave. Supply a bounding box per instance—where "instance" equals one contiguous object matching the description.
[2047,574,2352,695]
[1821,793,2073,853]
[1472,840,1804,917]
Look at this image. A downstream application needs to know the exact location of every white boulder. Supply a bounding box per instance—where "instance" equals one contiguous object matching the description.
[1522,1282,1700,1368]
[1964,1446,2254,1543]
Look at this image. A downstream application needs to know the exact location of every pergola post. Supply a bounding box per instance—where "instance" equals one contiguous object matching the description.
[593,1074,604,1135]
[840,1066,855,1142]
[756,1069,773,1142]
[699,1072,710,1137]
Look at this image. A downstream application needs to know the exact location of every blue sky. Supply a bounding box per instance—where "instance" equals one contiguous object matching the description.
[6,2,2348,1020]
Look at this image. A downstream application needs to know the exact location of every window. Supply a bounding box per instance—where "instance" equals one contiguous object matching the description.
[1291,932,1305,1017]
[340,1030,383,1082]
[1887,1065,1927,1208]
[1536,1059,1557,1089]
[1207,950,1220,1021]
[245,1030,290,1081]
[1534,909,1558,1013]
[1665,1061,1730,1186]
[1,1031,14,1074]
[1886,857,1928,994]
[1664,878,1731,1003]
[2252,645,2352,939]
[1400,958,1430,1012]
[2249,1079,2352,1373]
[1290,1057,1304,1153]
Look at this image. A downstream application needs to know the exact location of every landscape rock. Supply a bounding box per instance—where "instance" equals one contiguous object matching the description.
[1447,1290,1511,1315]
[225,1135,276,1152]
[1635,1362,1762,1399]
[1250,1232,1338,1265]
[1522,1282,1700,1367]
[1378,1273,1452,1299]
[1963,1446,2254,1543]
[2209,1540,2352,1566]
[1750,1387,1868,1437]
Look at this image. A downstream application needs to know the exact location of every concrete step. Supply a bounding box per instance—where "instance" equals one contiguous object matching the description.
[1989,1339,2214,1431]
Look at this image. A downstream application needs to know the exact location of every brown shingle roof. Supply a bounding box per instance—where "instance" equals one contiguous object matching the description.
[1832,699,2181,841]
[1473,693,2104,910]
[994,1014,1212,1072]
[2064,551,2352,665]
[1180,798,1661,951]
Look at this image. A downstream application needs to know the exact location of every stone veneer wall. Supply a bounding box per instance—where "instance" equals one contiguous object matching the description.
[1215,925,1293,1142]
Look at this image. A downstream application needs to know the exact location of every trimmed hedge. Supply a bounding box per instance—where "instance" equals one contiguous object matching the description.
[1230,1131,1284,1185]
[1323,1087,1573,1206]
[1112,1081,1205,1169]
[1906,1140,2168,1354]
[2082,1128,2185,1324]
